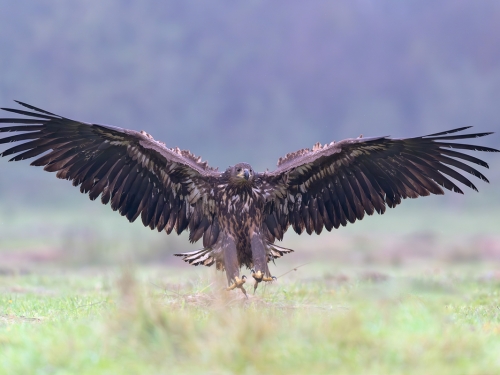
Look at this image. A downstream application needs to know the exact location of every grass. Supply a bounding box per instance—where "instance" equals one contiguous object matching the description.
[1,195,500,374]
[1,266,500,375]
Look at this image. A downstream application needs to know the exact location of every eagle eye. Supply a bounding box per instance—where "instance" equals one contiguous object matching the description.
[236,168,241,172]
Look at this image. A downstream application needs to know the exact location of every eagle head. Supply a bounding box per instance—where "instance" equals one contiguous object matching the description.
[227,162,255,185]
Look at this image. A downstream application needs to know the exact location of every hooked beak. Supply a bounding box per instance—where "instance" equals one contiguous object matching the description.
[243,169,250,180]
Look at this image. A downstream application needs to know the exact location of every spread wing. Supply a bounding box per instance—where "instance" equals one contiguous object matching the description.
[260,127,498,240]
[0,101,221,246]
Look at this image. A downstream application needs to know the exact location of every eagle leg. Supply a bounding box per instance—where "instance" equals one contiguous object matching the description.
[223,233,248,297]
[250,235,275,293]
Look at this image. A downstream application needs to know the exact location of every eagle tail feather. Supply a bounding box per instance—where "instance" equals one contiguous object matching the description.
[266,242,294,262]
[174,248,216,267]
[174,242,294,267]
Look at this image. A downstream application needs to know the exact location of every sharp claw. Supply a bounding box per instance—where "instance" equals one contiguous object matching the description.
[251,270,277,293]
[226,276,248,297]
[252,270,276,282]
[262,276,274,282]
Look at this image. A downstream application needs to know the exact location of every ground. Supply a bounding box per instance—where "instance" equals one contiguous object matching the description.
[1,265,500,374]
[1,192,500,374]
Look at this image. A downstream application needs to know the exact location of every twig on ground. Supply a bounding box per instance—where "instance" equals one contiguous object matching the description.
[276,262,311,279]
[75,300,106,309]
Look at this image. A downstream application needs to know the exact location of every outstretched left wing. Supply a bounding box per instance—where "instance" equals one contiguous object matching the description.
[260,127,498,241]
[0,101,221,246]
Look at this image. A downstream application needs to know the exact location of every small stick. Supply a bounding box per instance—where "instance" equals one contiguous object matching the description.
[276,262,311,279]
[75,300,106,309]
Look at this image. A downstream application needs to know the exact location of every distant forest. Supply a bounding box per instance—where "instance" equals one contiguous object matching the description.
[1,0,499,176]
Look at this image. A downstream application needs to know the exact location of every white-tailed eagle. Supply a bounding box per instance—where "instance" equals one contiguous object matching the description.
[1,101,498,295]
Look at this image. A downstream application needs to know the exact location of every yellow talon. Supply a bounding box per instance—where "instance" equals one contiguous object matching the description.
[252,270,263,282]
[226,276,248,297]
[251,270,276,283]
[251,270,277,292]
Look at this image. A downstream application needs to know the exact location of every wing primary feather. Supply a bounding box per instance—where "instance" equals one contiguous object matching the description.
[423,126,472,137]
[433,162,478,192]
[433,154,489,182]
[131,181,154,223]
[355,163,392,211]
[438,148,490,168]
[59,155,95,182]
[99,159,127,204]
[125,177,150,222]
[386,160,429,197]
[142,187,160,227]
[0,122,45,128]
[318,196,334,231]
[300,196,313,234]
[0,107,58,120]
[121,169,146,210]
[150,193,166,230]
[329,177,353,225]
[425,132,493,141]
[73,161,100,189]
[115,167,141,210]
[331,188,347,227]
[345,169,374,215]
[309,198,324,234]
[0,131,44,144]
[404,154,464,194]
[78,150,119,192]
[291,206,304,234]
[434,142,498,153]
[88,156,122,201]
[376,159,419,199]
[6,139,72,161]
[365,161,404,207]
[164,198,178,234]
[31,147,78,167]
[88,152,122,183]
[109,164,134,209]
[395,157,443,195]
[338,169,365,220]
[43,154,78,173]
[14,101,59,116]
[31,141,99,167]
[0,139,68,161]
[157,198,171,232]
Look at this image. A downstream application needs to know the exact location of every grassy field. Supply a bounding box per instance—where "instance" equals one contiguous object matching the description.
[1,265,500,374]
[1,192,500,374]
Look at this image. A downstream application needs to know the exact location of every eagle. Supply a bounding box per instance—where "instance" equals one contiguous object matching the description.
[0,101,498,295]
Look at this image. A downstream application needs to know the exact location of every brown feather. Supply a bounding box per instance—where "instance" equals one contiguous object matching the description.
[1,103,498,277]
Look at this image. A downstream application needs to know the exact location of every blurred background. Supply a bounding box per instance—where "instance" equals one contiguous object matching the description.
[0,0,499,275]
